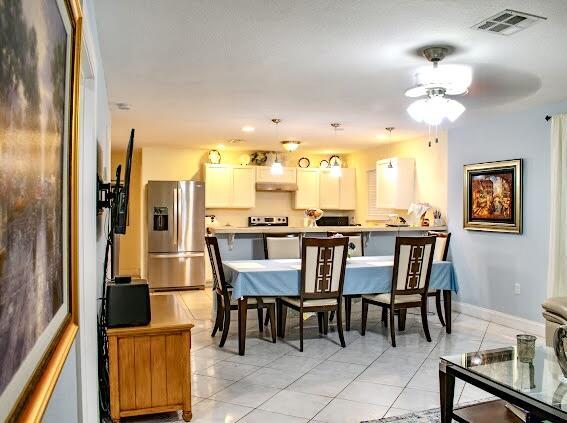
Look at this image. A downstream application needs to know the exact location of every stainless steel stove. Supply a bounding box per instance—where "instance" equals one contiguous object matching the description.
[248,216,288,227]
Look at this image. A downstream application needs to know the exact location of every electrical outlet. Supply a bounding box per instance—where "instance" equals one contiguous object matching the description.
[514,283,521,295]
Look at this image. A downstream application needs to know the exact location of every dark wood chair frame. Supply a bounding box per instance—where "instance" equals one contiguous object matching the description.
[326,232,364,331]
[426,231,451,326]
[205,236,276,346]
[361,236,436,347]
[277,237,349,352]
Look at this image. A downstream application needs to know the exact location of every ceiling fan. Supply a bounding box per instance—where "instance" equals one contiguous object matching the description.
[405,46,472,126]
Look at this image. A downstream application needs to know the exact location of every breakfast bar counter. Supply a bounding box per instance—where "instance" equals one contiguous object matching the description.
[210,225,447,234]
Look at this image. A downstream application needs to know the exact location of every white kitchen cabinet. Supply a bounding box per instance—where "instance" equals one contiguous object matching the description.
[232,167,255,208]
[295,168,320,209]
[319,170,340,209]
[205,164,255,208]
[256,166,296,184]
[376,158,415,209]
[319,168,356,210]
[205,165,232,208]
[339,168,356,210]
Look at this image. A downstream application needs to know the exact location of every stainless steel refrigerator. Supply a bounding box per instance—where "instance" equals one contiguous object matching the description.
[147,180,205,289]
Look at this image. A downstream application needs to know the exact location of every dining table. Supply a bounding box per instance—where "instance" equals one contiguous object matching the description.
[223,255,459,355]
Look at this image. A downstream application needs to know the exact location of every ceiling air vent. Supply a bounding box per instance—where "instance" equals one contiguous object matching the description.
[472,9,546,35]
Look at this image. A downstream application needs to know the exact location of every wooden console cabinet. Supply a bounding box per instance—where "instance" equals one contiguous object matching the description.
[107,294,194,422]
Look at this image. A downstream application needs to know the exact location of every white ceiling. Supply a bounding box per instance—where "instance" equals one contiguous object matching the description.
[96,0,567,151]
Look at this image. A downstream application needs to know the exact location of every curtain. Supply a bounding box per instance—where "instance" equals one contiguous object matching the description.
[547,113,567,297]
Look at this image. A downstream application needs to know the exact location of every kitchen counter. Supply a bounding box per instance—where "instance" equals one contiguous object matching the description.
[210,225,447,234]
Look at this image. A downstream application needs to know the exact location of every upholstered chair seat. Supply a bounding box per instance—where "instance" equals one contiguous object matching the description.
[362,293,422,304]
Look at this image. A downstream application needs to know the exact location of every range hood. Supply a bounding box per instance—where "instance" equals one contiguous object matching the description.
[256,182,298,192]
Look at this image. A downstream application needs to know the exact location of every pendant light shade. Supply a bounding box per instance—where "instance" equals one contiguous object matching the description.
[271,159,283,175]
[281,140,301,152]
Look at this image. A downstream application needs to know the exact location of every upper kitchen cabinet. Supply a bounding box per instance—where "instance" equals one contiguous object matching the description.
[339,167,356,210]
[256,166,296,184]
[205,164,255,208]
[319,168,356,210]
[376,158,415,209]
[294,168,320,209]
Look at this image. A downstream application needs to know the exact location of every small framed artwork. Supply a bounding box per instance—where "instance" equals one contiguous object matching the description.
[463,159,522,233]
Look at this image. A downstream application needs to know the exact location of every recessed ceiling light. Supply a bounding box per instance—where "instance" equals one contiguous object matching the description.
[241,126,255,132]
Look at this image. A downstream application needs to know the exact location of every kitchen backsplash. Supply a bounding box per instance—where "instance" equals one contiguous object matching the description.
[207,191,353,227]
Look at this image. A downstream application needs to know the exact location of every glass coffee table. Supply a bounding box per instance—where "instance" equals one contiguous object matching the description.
[440,346,567,422]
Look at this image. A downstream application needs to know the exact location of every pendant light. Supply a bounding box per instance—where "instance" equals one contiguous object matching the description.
[385,127,394,168]
[271,118,283,175]
[330,123,342,177]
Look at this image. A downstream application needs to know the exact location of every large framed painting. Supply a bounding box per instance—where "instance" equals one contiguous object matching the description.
[463,159,522,234]
[0,0,81,420]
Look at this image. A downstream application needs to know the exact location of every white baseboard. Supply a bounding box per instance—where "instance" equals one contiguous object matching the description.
[453,301,545,338]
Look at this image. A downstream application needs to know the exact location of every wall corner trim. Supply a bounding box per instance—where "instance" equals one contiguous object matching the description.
[453,301,545,338]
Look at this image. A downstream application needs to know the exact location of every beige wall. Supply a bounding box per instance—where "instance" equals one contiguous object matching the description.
[347,130,448,224]
[111,149,142,276]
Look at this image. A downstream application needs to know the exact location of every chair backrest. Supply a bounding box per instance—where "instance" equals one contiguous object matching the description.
[300,237,348,301]
[263,233,301,259]
[428,231,451,261]
[204,236,230,297]
[391,236,436,297]
[327,231,364,257]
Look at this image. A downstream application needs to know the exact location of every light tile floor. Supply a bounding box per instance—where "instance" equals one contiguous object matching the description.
[126,290,542,423]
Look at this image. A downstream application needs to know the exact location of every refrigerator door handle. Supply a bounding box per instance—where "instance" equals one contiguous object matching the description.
[173,187,178,247]
[149,252,205,259]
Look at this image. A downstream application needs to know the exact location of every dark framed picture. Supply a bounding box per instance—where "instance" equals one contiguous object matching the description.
[0,0,81,420]
[463,159,522,233]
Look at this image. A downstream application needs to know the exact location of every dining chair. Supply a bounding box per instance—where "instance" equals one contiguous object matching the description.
[327,231,364,331]
[205,236,276,346]
[278,237,349,352]
[426,231,451,326]
[262,233,302,327]
[361,236,436,347]
[263,233,301,259]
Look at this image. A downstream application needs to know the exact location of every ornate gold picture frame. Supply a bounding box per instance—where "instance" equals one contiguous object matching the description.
[0,0,81,420]
[463,159,522,234]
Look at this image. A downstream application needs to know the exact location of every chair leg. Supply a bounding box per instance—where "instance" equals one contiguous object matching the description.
[382,307,388,327]
[345,296,352,331]
[361,300,368,336]
[329,311,335,321]
[267,304,276,343]
[435,290,446,327]
[317,312,324,334]
[211,295,223,337]
[264,312,270,327]
[389,307,396,347]
[277,299,282,337]
[421,301,432,342]
[299,310,304,352]
[219,305,231,348]
[336,305,346,348]
[280,303,287,339]
[257,307,263,333]
[398,309,407,331]
[323,312,329,335]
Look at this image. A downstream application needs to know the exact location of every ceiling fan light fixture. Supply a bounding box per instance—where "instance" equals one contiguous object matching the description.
[281,140,301,152]
[407,95,465,125]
